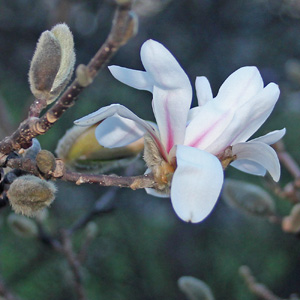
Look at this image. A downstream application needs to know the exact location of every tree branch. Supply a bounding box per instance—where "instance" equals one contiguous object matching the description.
[61,231,87,300]
[274,140,300,179]
[4,157,156,189]
[68,188,117,235]
[0,1,136,155]
[239,266,283,300]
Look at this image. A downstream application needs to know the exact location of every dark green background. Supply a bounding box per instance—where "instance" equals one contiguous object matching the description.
[0,0,300,299]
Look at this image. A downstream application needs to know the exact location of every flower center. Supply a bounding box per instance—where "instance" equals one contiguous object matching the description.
[217,146,237,169]
[143,134,175,194]
[154,160,175,185]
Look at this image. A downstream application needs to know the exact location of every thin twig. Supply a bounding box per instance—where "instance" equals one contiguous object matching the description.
[68,188,117,235]
[4,157,156,189]
[0,1,136,155]
[239,266,283,300]
[274,140,300,179]
[61,230,87,300]
[272,141,300,203]
[62,170,155,189]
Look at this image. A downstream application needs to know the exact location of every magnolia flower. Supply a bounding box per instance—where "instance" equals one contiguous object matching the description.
[75,39,285,223]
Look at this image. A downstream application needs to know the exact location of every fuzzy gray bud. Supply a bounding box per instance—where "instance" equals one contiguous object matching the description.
[7,175,57,217]
[222,179,275,217]
[36,150,56,175]
[29,23,75,104]
[178,276,215,300]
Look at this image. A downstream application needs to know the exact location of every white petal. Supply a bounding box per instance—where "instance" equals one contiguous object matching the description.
[232,141,280,182]
[230,160,267,176]
[75,104,168,160]
[139,40,193,153]
[195,76,213,106]
[171,145,224,223]
[230,83,280,144]
[184,100,235,151]
[95,116,145,148]
[203,83,280,154]
[185,67,275,154]
[152,86,192,153]
[145,188,170,198]
[250,128,286,145]
[140,40,191,90]
[187,106,201,123]
[108,66,153,92]
[215,66,264,109]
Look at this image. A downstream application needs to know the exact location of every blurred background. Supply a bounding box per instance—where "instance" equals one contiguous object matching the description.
[1,0,300,299]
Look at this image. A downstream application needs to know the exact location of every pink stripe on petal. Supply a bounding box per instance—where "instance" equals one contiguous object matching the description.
[164,99,174,153]
[188,110,230,148]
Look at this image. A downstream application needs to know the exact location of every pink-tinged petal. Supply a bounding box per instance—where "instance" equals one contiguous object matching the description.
[195,76,213,106]
[108,66,153,92]
[75,104,168,160]
[230,83,280,144]
[232,141,280,182]
[140,40,191,90]
[249,128,286,145]
[230,160,267,176]
[171,145,224,223]
[95,116,145,148]
[187,106,201,123]
[215,66,264,108]
[184,101,235,151]
[203,83,279,154]
[152,86,192,153]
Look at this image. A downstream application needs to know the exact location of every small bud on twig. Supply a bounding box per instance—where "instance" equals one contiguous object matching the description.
[76,64,93,87]
[29,23,75,104]
[36,150,56,175]
[222,179,276,217]
[7,175,57,217]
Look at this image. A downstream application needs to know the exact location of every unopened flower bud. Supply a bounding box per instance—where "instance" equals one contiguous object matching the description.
[29,23,75,104]
[282,203,300,233]
[55,124,143,172]
[76,64,93,87]
[7,213,38,238]
[222,179,275,217]
[7,175,57,217]
[178,276,215,300]
[36,150,56,174]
